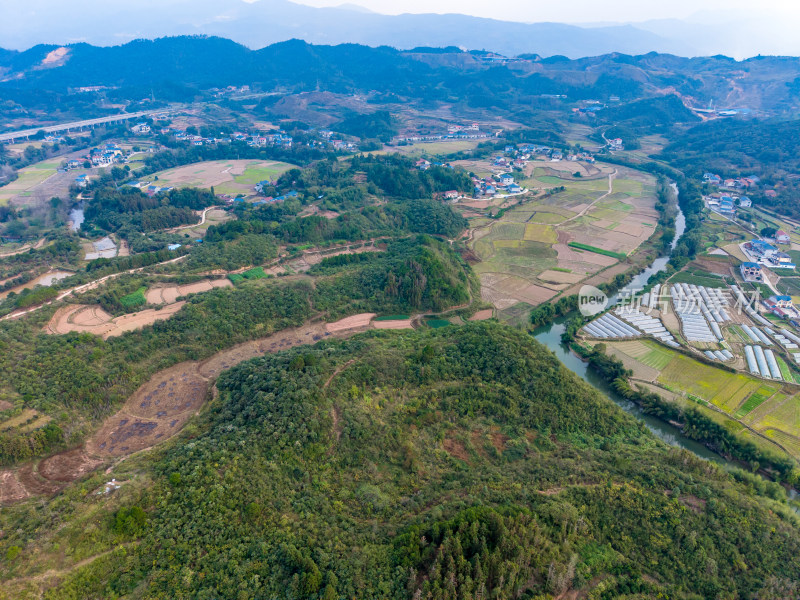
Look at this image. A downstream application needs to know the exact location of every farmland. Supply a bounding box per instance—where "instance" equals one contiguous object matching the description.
[607,339,800,461]
[460,160,659,316]
[147,159,296,196]
[0,160,60,205]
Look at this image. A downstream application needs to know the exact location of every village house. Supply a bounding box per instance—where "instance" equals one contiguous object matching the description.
[740,262,763,281]
[443,190,460,200]
[499,173,515,186]
[767,251,796,269]
[776,230,791,244]
[739,196,752,207]
[770,295,793,309]
[131,122,151,134]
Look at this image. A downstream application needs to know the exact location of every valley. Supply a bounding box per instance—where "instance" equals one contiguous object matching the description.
[2,32,800,599]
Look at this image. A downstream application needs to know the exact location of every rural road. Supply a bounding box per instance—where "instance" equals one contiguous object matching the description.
[0,238,46,258]
[559,168,617,226]
[168,205,219,232]
[0,255,187,322]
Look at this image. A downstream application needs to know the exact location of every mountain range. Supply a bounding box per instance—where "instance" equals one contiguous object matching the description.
[0,0,735,58]
[4,37,800,116]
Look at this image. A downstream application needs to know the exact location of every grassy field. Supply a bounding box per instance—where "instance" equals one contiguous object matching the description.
[0,160,60,204]
[150,160,295,196]
[735,386,777,418]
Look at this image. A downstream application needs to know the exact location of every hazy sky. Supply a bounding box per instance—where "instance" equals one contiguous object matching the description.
[287,0,797,23]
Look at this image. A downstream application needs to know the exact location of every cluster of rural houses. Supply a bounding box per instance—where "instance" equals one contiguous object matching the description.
[396,122,494,143]
[705,193,752,215]
[496,143,594,167]
[742,238,796,270]
[703,172,763,190]
[472,172,522,198]
[704,172,780,199]
[125,181,175,197]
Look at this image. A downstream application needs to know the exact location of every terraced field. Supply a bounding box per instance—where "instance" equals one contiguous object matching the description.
[463,162,659,314]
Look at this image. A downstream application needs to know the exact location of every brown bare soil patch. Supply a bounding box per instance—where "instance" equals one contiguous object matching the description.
[42,47,69,64]
[199,322,329,378]
[19,461,73,492]
[146,279,231,304]
[326,313,376,333]
[538,269,584,284]
[0,400,12,411]
[479,273,558,308]
[46,302,186,338]
[2,317,377,504]
[0,471,28,503]
[38,448,102,482]
[103,303,186,339]
[86,363,208,457]
[461,200,491,209]
[679,494,707,513]
[443,437,470,462]
[469,309,494,321]
[489,429,509,453]
[71,305,113,326]
[373,319,413,330]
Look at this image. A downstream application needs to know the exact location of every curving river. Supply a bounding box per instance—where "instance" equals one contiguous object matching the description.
[532,185,729,464]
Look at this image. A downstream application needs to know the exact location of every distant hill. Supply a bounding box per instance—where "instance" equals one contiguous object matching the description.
[3,38,800,114]
[0,0,693,58]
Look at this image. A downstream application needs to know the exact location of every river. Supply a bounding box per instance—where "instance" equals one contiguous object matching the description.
[532,184,729,464]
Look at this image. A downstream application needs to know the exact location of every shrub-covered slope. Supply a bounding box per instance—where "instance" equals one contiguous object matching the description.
[5,324,798,599]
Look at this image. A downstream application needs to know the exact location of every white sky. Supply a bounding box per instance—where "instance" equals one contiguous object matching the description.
[283,0,798,23]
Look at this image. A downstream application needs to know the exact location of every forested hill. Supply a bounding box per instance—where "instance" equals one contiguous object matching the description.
[3,37,800,111]
[5,323,799,598]
[660,118,800,218]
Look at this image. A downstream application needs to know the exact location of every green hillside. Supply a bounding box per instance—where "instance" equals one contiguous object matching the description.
[2,324,798,599]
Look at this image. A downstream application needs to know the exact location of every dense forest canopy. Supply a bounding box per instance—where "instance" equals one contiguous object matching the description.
[5,324,798,598]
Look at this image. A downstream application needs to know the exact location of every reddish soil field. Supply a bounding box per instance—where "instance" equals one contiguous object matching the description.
[326,313,376,333]
[468,309,494,321]
[372,319,414,330]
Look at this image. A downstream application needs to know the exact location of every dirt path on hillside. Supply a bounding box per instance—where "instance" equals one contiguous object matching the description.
[0,316,376,505]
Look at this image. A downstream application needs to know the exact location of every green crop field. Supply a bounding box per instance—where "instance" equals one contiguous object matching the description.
[375,315,410,321]
[657,353,755,403]
[638,341,675,370]
[735,386,777,418]
[523,223,557,243]
[233,164,292,185]
[228,273,245,283]
[242,267,267,280]
[120,287,147,308]
[668,271,728,288]
[568,242,626,260]
[710,378,761,412]
[425,319,451,328]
